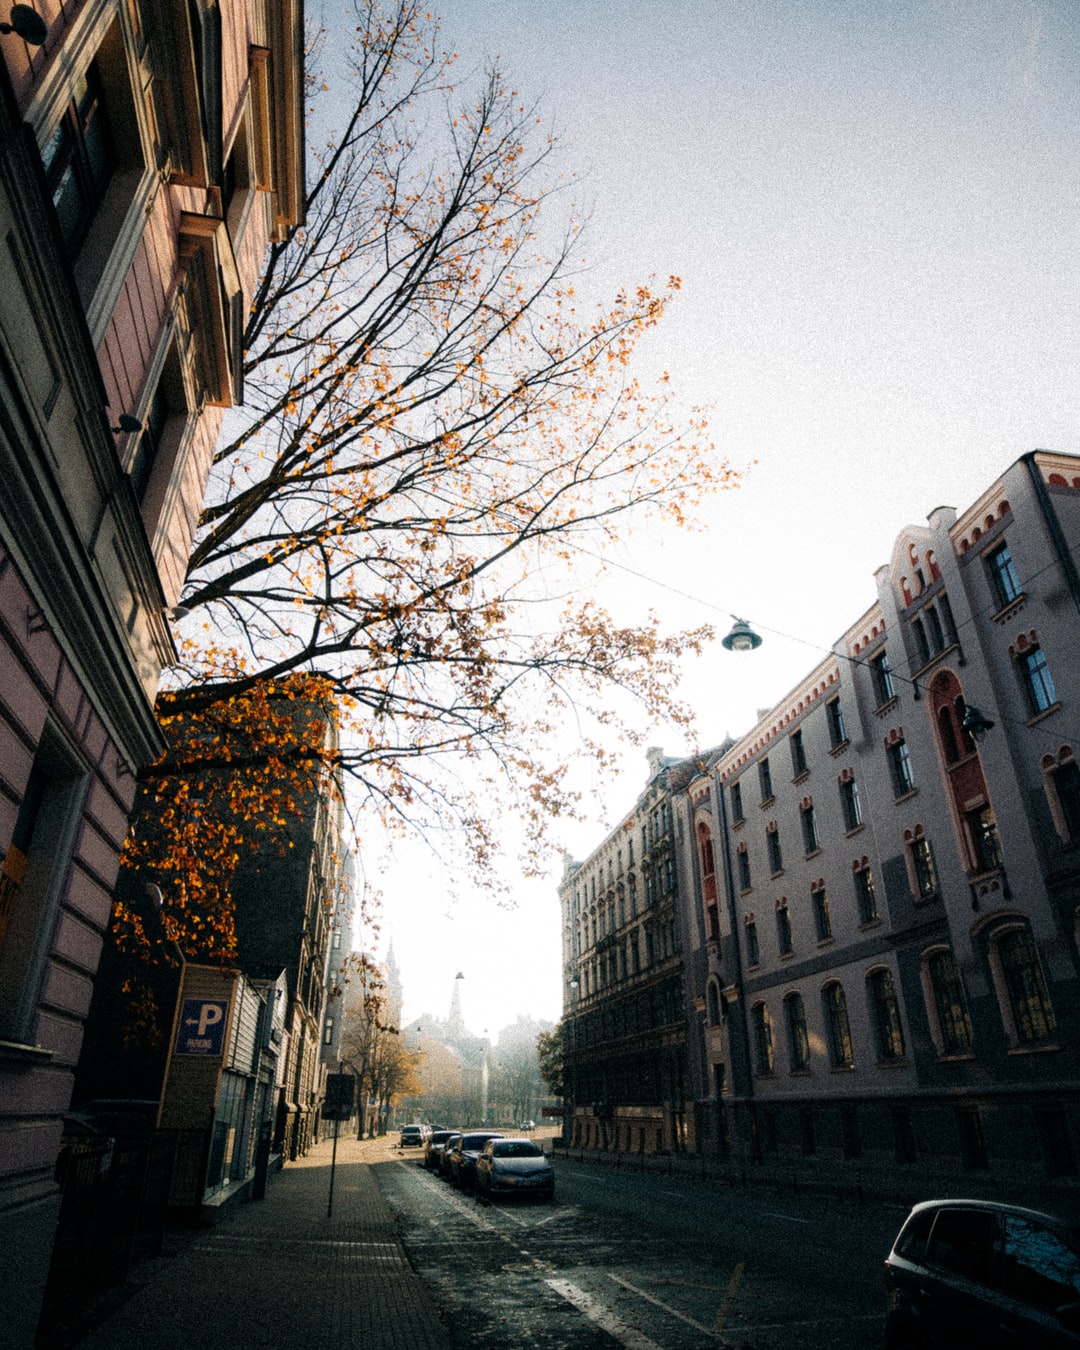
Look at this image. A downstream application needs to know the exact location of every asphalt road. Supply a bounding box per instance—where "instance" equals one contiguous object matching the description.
[373,1145,903,1349]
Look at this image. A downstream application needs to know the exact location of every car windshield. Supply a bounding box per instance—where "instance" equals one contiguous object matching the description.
[462,1134,500,1149]
[492,1142,542,1158]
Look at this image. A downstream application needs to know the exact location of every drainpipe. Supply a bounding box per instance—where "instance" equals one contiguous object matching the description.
[1023,452,1080,620]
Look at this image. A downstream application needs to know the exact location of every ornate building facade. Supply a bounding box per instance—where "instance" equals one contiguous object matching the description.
[677,450,1080,1196]
[0,0,303,1339]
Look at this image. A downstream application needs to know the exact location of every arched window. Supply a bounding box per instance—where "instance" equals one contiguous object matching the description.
[921,948,973,1056]
[822,982,854,1068]
[867,968,905,1061]
[707,980,721,1027]
[990,925,1056,1046]
[784,992,810,1071]
[751,1001,774,1075]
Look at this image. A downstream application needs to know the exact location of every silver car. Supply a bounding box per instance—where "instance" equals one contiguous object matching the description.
[475,1138,554,1201]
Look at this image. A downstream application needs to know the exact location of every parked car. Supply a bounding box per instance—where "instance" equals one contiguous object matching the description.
[438,1133,463,1180]
[884,1198,1080,1349]
[518,1120,535,1131]
[423,1129,458,1171]
[476,1138,554,1201]
[398,1124,426,1148]
[446,1131,504,1189]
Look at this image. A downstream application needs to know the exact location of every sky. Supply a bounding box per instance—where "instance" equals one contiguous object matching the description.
[330,0,1080,1039]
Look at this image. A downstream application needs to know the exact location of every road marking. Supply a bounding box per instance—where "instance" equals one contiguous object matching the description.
[531,1204,577,1228]
[731,1313,884,1331]
[609,1273,729,1343]
[715,1260,744,1332]
[761,1211,812,1223]
[545,1278,664,1350]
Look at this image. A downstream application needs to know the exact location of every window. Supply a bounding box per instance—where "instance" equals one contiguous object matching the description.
[766,825,783,875]
[926,604,945,653]
[826,697,847,748]
[912,617,930,666]
[840,1107,861,1160]
[1001,1213,1080,1308]
[823,982,854,1068]
[0,728,88,1040]
[775,902,792,955]
[887,739,915,797]
[908,830,938,899]
[811,883,832,942]
[730,780,744,823]
[995,927,1056,1045]
[1034,1105,1077,1179]
[790,728,808,776]
[41,65,116,255]
[784,992,809,1071]
[751,1001,774,1075]
[987,541,1022,609]
[800,802,819,855]
[707,981,721,1026]
[870,651,896,706]
[736,845,751,891]
[1051,759,1080,841]
[323,1018,334,1045]
[893,1108,917,1163]
[759,758,773,802]
[867,968,905,1061]
[937,703,961,763]
[966,805,1002,874]
[840,776,862,831]
[744,915,760,966]
[925,949,973,1055]
[854,862,878,925]
[1020,645,1057,715]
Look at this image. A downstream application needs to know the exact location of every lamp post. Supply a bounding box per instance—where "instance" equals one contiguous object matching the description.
[564,977,579,1146]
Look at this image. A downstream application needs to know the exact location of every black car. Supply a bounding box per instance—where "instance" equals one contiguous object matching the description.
[884,1198,1080,1349]
[445,1130,504,1189]
[423,1128,458,1172]
[438,1132,463,1180]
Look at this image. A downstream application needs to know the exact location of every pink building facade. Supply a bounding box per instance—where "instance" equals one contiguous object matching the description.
[0,0,303,1339]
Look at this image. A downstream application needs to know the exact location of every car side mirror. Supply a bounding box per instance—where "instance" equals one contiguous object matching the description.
[1056,1303,1080,1333]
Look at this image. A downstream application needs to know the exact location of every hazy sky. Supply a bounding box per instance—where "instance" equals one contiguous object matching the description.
[330,0,1080,1037]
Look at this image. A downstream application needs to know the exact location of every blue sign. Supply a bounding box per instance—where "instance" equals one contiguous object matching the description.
[175,998,229,1056]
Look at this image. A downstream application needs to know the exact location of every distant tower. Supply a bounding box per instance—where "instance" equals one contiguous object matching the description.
[447,971,466,1039]
[384,942,404,1029]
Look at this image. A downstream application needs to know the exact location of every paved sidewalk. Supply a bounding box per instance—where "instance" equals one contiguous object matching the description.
[76,1135,450,1350]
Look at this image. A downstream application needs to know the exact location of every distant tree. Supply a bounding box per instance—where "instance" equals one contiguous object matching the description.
[152,0,737,893]
[536,1024,564,1098]
[340,976,423,1134]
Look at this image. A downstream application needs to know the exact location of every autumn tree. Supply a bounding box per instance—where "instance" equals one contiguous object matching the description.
[340,979,423,1134]
[147,0,738,893]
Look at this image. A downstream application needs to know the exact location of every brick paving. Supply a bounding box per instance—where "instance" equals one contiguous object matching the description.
[76,1134,450,1350]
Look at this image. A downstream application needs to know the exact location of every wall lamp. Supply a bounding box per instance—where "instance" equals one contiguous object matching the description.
[1,6,47,44]
[961,704,996,743]
[721,617,763,652]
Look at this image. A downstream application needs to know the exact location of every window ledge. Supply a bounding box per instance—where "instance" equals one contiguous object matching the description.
[816,937,835,948]
[769,869,785,880]
[779,950,795,960]
[935,1052,976,1063]
[873,696,899,717]
[738,886,753,896]
[893,788,918,805]
[1006,1041,1060,1056]
[1026,703,1062,727]
[791,769,810,785]
[843,824,865,838]
[803,847,822,861]
[874,1057,910,1070]
[0,1040,55,1067]
[829,1064,856,1073]
[828,739,850,758]
[759,795,775,809]
[789,1068,812,1077]
[857,919,882,931]
[991,593,1027,624]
